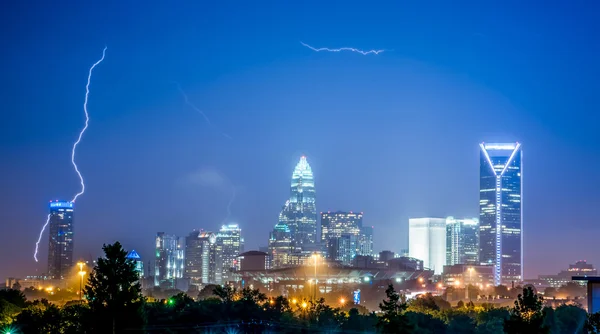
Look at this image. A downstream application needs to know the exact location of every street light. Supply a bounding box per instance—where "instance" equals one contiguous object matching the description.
[77,262,86,304]
[301,301,308,309]
[311,253,319,300]
[340,297,346,306]
[467,267,474,300]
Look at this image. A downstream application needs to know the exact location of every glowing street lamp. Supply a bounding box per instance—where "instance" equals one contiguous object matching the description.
[311,253,319,300]
[77,262,86,304]
[301,301,308,309]
[340,297,346,306]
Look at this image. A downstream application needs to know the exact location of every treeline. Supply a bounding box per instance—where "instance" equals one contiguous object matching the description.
[1,242,600,333]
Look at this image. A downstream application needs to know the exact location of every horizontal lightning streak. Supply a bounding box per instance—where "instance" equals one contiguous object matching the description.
[300,42,385,55]
[34,46,107,262]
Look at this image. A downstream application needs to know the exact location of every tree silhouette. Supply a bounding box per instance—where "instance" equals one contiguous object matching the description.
[586,312,600,333]
[504,287,549,334]
[377,284,413,333]
[84,241,144,333]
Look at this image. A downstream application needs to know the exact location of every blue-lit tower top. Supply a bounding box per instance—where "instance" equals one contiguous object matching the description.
[479,142,522,286]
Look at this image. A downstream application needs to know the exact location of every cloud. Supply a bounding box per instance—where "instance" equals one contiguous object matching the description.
[186,168,228,189]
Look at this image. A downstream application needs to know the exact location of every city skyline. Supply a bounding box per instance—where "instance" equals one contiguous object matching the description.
[2,1,599,281]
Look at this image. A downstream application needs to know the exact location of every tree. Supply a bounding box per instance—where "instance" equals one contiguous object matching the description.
[213,284,237,303]
[586,312,600,333]
[13,299,63,334]
[476,307,509,334]
[377,284,413,333]
[503,287,549,334]
[84,241,145,333]
[197,284,219,300]
[408,293,450,313]
[554,305,586,334]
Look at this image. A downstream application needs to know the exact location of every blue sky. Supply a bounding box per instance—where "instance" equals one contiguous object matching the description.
[1,1,599,279]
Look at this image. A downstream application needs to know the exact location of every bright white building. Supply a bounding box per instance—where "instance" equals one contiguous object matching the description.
[409,218,446,274]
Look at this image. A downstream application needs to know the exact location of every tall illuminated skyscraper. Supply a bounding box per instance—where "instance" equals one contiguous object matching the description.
[280,156,317,247]
[217,223,243,283]
[154,233,185,288]
[47,200,74,279]
[479,142,522,285]
[408,218,446,274]
[446,217,479,265]
[185,231,219,286]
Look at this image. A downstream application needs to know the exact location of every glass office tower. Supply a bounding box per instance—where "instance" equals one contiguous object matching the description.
[479,142,522,285]
[47,200,74,279]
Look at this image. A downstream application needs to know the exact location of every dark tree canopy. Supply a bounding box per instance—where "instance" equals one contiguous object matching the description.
[84,241,144,333]
[504,287,549,334]
[377,284,413,334]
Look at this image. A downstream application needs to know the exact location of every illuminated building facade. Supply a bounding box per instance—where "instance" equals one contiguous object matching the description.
[217,224,243,283]
[446,217,479,266]
[47,200,74,279]
[321,211,364,265]
[126,250,144,279]
[479,142,522,285]
[280,156,317,248]
[408,218,446,274]
[268,221,295,269]
[358,226,374,257]
[185,231,220,286]
[154,232,184,287]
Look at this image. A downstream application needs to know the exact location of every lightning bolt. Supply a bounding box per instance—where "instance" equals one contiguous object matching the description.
[173,82,232,140]
[300,42,385,55]
[34,46,107,262]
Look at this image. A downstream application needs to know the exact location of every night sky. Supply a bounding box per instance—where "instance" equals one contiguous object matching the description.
[1,1,599,280]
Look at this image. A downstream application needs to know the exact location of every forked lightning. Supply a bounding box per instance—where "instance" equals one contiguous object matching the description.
[34,47,107,262]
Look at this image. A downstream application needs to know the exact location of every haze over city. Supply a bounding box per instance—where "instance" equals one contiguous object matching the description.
[1,0,599,284]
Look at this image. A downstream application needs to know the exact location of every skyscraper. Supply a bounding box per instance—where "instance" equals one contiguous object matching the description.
[446,217,479,266]
[185,231,219,286]
[154,233,185,287]
[358,226,374,257]
[217,224,243,283]
[408,218,446,274]
[321,211,363,265]
[479,142,522,285]
[47,200,74,279]
[280,156,317,248]
[268,220,294,269]
[126,250,144,279]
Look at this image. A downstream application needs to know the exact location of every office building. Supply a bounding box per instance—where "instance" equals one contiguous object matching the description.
[446,217,479,266]
[185,231,220,286]
[538,260,598,288]
[269,221,295,269]
[442,264,495,288]
[379,251,395,262]
[238,251,269,271]
[47,200,74,279]
[409,218,446,274]
[154,233,185,288]
[479,142,522,285]
[321,211,363,265]
[126,250,144,279]
[217,224,243,283]
[358,226,374,257]
[279,156,317,248]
